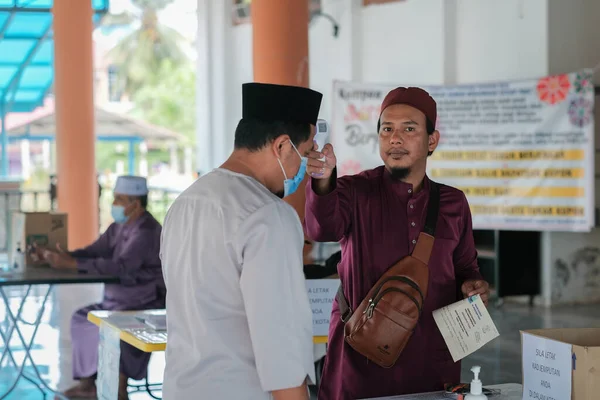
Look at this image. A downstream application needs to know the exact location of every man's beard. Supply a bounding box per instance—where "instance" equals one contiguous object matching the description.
[389,167,411,181]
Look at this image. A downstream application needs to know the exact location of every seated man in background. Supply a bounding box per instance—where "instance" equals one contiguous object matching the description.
[35,176,164,400]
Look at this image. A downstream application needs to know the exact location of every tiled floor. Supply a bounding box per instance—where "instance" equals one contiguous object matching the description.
[1,283,600,399]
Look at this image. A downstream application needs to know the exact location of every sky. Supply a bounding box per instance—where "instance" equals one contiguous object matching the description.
[94,0,197,59]
[108,0,197,38]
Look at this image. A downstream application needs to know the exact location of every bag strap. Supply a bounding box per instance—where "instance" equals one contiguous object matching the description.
[423,181,440,237]
[337,285,352,323]
[412,181,440,265]
[337,180,441,323]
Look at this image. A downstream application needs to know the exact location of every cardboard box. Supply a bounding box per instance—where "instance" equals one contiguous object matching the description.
[521,328,600,400]
[9,212,68,268]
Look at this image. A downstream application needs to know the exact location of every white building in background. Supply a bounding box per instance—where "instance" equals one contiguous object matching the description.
[195,0,600,306]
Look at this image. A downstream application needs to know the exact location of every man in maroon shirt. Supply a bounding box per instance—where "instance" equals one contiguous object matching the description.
[304,87,490,400]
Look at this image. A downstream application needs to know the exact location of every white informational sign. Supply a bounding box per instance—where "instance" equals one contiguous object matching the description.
[432,295,500,362]
[97,323,121,400]
[306,279,340,336]
[331,70,595,232]
[522,332,572,400]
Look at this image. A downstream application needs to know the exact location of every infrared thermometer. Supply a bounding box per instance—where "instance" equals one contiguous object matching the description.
[314,119,329,153]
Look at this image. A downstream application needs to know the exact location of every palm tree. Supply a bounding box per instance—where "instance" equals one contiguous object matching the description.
[101,0,188,98]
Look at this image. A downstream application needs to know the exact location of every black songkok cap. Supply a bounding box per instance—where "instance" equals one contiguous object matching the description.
[242,82,323,125]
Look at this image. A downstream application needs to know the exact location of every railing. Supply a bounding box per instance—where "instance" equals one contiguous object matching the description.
[0,187,182,253]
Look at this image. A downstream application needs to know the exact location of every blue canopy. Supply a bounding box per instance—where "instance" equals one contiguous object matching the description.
[0,0,109,113]
[0,0,109,176]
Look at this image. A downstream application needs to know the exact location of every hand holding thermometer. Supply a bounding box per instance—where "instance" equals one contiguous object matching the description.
[314,119,329,160]
[307,119,337,179]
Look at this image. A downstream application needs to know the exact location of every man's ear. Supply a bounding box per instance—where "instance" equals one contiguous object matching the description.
[428,130,440,154]
[271,134,290,158]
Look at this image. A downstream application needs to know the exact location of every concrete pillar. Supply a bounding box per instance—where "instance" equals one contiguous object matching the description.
[196,0,230,175]
[252,0,310,221]
[52,0,98,249]
[195,0,214,175]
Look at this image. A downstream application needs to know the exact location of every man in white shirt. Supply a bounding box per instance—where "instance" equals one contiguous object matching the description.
[160,82,323,400]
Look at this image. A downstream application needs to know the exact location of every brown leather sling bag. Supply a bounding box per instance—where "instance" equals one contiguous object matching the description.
[335,181,440,368]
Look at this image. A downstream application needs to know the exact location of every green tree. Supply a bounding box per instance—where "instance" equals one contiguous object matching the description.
[132,59,196,144]
[102,0,188,97]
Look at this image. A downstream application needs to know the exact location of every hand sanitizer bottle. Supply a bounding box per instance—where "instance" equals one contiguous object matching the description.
[465,366,487,400]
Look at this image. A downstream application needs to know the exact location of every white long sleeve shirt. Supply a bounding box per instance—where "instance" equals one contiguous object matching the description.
[160,168,315,399]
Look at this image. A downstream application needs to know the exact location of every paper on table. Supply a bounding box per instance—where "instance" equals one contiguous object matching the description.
[361,393,447,400]
[97,323,121,400]
[432,294,499,362]
[141,314,167,331]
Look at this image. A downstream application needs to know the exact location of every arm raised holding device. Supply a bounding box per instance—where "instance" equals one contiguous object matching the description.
[307,119,338,194]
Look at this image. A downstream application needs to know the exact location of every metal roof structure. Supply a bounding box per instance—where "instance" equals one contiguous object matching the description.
[0,0,110,176]
[0,0,109,114]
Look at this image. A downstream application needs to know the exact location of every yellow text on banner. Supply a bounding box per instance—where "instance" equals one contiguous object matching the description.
[470,205,585,217]
[430,150,585,161]
[429,168,584,179]
[458,186,584,198]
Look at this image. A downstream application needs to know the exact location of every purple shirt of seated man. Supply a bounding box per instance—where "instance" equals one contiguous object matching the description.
[37,175,164,400]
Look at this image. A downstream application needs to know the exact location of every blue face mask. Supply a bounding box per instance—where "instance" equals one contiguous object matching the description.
[278,141,307,197]
[111,205,130,224]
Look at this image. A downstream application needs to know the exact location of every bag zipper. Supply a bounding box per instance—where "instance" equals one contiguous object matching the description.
[364,287,421,319]
[369,276,424,305]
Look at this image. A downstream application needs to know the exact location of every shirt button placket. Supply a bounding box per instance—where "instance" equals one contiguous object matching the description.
[408,188,415,249]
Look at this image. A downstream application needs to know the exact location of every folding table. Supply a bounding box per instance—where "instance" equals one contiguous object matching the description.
[0,266,118,399]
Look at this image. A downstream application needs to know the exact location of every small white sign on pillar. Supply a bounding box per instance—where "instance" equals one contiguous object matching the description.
[306,279,340,336]
[97,323,121,400]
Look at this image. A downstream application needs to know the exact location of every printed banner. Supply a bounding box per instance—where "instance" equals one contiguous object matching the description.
[331,70,595,231]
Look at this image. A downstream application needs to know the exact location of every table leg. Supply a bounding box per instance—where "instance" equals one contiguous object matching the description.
[0,285,67,400]
[0,312,45,394]
[126,375,162,399]
[143,379,163,400]
[0,285,33,366]
[0,285,46,397]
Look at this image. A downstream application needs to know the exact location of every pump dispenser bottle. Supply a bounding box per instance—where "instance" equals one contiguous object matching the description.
[465,366,488,400]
